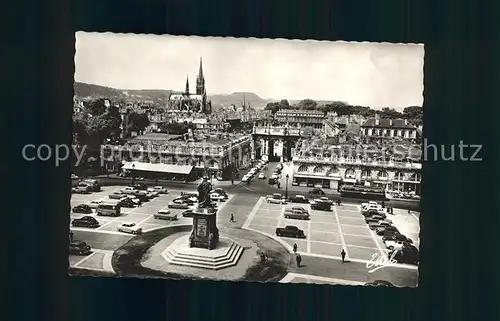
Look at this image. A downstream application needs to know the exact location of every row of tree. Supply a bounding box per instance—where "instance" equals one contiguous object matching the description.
[73,98,150,147]
[264,99,423,126]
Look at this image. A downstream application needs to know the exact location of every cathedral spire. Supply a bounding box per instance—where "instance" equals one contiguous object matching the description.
[196,57,205,95]
[185,75,190,94]
[198,57,204,79]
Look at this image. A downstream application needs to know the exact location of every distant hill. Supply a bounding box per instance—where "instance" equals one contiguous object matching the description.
[209,92,270,109]
[74,82,173,102]
[74,82,269,107]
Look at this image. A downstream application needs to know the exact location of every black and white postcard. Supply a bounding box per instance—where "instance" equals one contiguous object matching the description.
[69,32,423,287]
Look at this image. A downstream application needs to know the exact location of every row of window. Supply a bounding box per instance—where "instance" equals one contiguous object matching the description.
[297,165,421,181]
[363,128,416,137]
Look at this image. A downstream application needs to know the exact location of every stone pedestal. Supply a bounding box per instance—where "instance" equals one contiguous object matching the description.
[162,235,244,270]
[189,206,219,250]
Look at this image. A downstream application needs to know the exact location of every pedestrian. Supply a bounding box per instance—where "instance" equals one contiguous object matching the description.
[293,243,298,254]
[382,201,385,208]
[277,182,281,189]
[341,249,346,263]
[230,214,235,223]
[296,253,302,267]
[408,209,411,214]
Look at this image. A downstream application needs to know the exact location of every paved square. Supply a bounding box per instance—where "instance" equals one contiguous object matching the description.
[310,213,337,224]
[255,209,282,219]
[311,222,339,233]
[310,231,342,244]
[341,225,372,236]
[310,241,343,256]
[244,198,402,261]
[337,216,366,226]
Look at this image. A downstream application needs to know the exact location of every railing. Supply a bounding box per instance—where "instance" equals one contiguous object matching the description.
[253,127,301,136]
[292,156,422,169]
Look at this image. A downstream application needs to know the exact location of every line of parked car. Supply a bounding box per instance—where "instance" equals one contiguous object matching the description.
[71,183,170,236]
[71,178,102,194]
[242,159,269,183]
[360,201,419,265]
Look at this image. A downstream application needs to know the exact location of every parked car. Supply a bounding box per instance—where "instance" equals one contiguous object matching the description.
[268,177,277,185]
[368,220,393,230]
[109,193,125,200]
[72,204,92,214]
[80,179,101,192]
[242,176,251,182]
[152,186,168,194]
[284,207,310,220]
[384,239,408,251]
[275,225,306,238]
[88,200,103,209]
[73,185,90,194]
[182,209,194,217]
[258,173,266,179]
[265,193,287,204]
[361,201,380,208]
[72,216,100,228]
[121,187,136,194]
[69,241,92,255]
[168,200,189,209]
[131,183,148,190]
[154,209,177,221]
[118,222,143,234]
[382,234,413,244]
[310,201,331,211]
[318,197,334,205]
[119,198,137,208]
[146,188,160,197]
[389,245,419,265]
[376,225,400,235]
[365,214,387,223]
[288,195,310,203]
[308,188,325,195]
[210,193,226,202]
[361,209,383,217]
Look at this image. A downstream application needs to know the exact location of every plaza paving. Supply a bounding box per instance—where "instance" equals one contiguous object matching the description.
[243,198,420,267]
[69,186,419,284]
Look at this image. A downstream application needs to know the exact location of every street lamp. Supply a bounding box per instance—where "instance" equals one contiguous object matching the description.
[132,163,136,185]
[285,174,289,199]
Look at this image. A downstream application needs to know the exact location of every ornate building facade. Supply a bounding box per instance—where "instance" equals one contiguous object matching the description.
[291,154,421,195]
[167,58,212,114]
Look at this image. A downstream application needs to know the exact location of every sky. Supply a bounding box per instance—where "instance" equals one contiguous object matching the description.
[75,32,424,109]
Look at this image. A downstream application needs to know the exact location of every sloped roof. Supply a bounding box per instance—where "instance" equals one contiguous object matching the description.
[361,118,416,129]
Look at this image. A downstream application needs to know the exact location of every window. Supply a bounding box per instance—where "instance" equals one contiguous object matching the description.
[298,165,309,173]
[410,173,421,182]
[361,170,371,179]
[313,166,324,174]
[345,168,356,178]
[377,171,389,179]
[394,172,405,180]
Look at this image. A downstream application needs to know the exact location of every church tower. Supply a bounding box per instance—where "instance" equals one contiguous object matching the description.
[196,57,205,95]
[185,75,190,95]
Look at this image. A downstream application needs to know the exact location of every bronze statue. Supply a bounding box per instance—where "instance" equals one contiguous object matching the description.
[197,177,213,208]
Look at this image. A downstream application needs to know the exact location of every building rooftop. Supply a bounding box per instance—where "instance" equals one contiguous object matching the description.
[275,109,325,116]
[361,118,416,129]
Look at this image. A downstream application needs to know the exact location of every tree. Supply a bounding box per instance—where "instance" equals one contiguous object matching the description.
[125,112,150,137]
[72,113,89,145]
[296,99,318,110]
[85,98,108,116]
[379,107,403,119]
[101,106,122,139]
[402,106,423,126]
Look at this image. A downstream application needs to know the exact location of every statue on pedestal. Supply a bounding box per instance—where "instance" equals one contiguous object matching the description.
[188,177,219,250]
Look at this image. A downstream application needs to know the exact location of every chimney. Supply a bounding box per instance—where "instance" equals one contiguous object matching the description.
[404,119,408,125]
[375,118,379,126]
[389,119,393,126]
